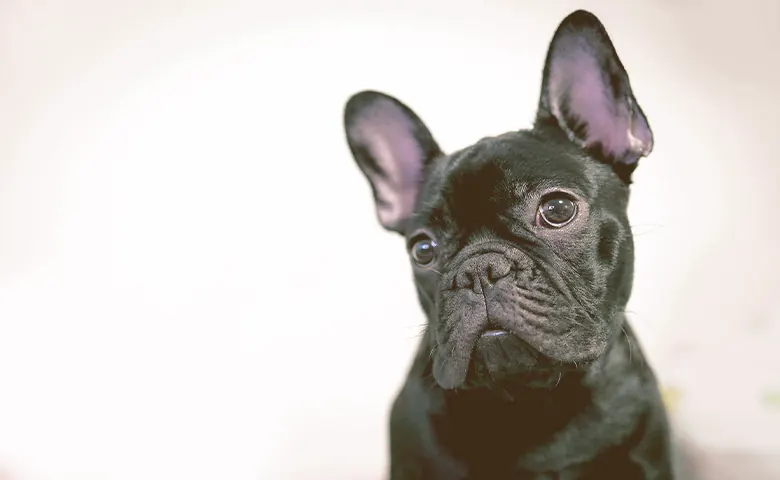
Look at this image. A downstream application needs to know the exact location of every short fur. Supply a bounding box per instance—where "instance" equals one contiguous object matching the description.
[343,10,673,480]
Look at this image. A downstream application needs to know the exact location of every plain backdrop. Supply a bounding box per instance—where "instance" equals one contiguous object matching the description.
[1,0,779,479]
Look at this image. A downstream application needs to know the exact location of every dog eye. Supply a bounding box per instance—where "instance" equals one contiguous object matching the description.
[411,237,438,265]
[538,196,577,227]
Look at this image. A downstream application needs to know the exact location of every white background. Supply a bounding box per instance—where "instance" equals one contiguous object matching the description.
[1,0,779,478]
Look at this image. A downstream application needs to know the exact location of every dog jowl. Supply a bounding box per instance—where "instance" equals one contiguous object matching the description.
[343,10,674,480]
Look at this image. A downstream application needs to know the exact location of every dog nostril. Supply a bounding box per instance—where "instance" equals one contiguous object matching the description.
[455,270,476,290]
[487,261,511,282]
[454,253,512,291]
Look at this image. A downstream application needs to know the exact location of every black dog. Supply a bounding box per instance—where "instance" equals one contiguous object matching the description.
[343,10,673,480]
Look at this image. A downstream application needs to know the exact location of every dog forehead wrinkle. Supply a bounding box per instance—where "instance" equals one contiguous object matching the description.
[448,132,595,197]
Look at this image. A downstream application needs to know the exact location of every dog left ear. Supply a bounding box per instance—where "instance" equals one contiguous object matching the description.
[535,10,653,183]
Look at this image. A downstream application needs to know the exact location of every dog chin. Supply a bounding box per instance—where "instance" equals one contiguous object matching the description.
[462,369,568,391]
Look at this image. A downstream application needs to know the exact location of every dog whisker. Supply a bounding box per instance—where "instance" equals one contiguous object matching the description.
[484,363,514,401]
[621,324,634,364]
[629,223,665,237]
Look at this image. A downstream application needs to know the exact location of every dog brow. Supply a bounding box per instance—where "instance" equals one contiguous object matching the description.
[514,183,530,199]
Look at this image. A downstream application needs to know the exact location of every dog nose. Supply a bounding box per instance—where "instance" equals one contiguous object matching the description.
[454,253,512,292]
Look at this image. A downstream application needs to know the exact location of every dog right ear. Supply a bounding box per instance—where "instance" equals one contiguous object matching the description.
[344,91,442,235]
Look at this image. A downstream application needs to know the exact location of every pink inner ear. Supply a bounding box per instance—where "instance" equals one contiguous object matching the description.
[348,98,425,228]
[546,37,652,162]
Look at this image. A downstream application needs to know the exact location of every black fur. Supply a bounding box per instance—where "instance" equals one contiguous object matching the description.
[343,10,673,480]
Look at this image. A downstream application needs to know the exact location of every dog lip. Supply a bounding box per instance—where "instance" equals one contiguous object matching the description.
[481,328,508,337]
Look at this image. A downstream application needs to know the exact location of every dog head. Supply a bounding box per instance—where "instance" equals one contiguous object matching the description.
[343,11,652,390]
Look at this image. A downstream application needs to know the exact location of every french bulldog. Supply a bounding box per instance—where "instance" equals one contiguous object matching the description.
[343,10,674,480]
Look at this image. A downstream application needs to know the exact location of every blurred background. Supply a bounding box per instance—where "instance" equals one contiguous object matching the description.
[1,0,778,478]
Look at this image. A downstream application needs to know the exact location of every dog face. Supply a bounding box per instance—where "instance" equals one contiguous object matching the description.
[343,11,653,390]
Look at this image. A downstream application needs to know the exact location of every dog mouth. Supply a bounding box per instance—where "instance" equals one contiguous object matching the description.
[435,320,597,391]
[433,305,607,390]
